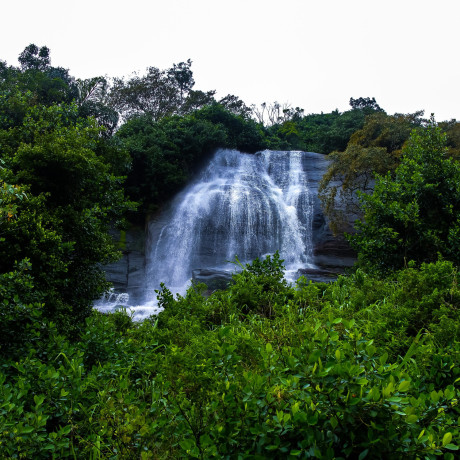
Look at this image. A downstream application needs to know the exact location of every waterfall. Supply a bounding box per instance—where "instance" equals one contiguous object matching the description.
[96,149,317,319]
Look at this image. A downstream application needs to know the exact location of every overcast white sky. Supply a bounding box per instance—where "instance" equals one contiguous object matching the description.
[2,0,459,121]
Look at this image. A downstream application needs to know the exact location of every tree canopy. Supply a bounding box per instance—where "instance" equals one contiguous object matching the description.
[0,48,134,330]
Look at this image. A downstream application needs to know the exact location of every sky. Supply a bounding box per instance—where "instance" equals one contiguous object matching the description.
[1,0,459,121]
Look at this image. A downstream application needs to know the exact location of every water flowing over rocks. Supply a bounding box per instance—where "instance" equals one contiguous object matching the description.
[96,149,356,319]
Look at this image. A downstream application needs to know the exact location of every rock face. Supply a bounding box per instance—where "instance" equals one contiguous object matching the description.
[102,226,146,302]
[299,152,356,271]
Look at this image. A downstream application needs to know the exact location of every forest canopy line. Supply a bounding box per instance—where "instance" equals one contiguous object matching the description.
[0,45,459,458]
[3,44,459,217]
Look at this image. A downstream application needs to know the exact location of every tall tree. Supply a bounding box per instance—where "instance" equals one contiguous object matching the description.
[219,94,252,118]
[167,59,195,105]
[181,89,216,114]
[318,110,425,233]
[109,66,180,121]
[109,60,198,121]
[349,110,426,154]
[18,44,50,71]
[349,96,383,113]
[75,76,119,136]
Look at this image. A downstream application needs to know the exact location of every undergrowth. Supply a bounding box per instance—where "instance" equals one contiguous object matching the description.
[0,254,459,459]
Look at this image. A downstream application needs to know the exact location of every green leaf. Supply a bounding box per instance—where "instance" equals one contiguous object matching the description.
[330,417,338,429]
[34,394,45,407]
[398,380,410,392]
[266,445,279,451]
[445,444,459,451]
[179,439,196,451]
[266,343,273,353]
[291,402,300,416]
[199,434,213,448]
[443,433,453,447]
[307,412,319,425]
[20,426,34,434]
[358,449,369,460]
[379,352,388,365]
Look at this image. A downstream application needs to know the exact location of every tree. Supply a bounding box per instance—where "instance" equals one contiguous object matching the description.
[318,110,427,233]
[18,44,50,71]
[181,89,216,114]
[116,112,228,213]
[440,119,460,160]
[194,103,267,153]
[349,110,426,154]
[251,101,304,127]
[75,76,119,136]
[9,45,79,106]
[167,59,195,104]
[349,96,383,113]
[109,66,180,121]
[349,120,460,272]
[109,60,198,121]
[0,98,133,327]
[218,94,252,118]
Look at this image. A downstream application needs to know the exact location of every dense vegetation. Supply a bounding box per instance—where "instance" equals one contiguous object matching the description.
[0,48,134,332]
[0,255,458,458]
[1,45,459,458]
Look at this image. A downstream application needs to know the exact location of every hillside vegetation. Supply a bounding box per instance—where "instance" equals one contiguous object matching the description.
[0,45,459,458]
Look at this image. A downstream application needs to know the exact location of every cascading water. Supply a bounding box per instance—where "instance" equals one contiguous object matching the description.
[96,149,317,319]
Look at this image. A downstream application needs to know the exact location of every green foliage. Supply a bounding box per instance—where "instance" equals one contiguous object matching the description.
[349,110,425,155]
[194,102,267,153]
[322,260,460,359]
[109,59,199,121]
[318,110,426,235]
[116,112,226,213]
[266,108,368,154]
[0,69,133,329]
[441,120,460,160]
[18,44,51,71]
[75,76,119,136]
[349,96,383,113]
[227,251,291,318]
[117,104,266,214]
[350,121,460,272]
[1,258,459,459]
[0,258,46,361]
